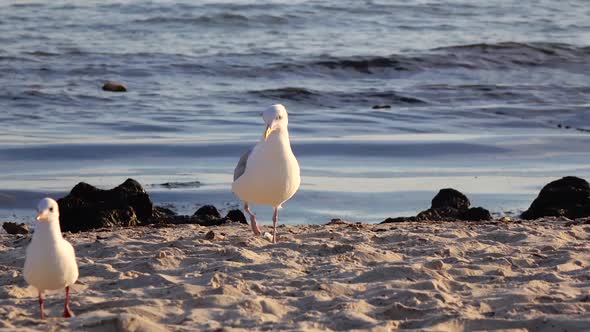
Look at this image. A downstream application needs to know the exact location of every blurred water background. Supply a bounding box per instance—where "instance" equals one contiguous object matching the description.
[1,0,589,223]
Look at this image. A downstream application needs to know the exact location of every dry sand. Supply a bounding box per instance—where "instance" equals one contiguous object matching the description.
[1,219,590,331]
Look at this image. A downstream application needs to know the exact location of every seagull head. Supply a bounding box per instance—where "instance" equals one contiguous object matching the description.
[36,197,59,222]
[262,104,289,141]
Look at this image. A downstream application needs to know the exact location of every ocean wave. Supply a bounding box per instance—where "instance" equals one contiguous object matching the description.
[249,87,425,107]
[413,84,547,103]
[433,42,590,66]
[24,51,60,57]
[272,42,590,76]
[11,42,587,82]
[0,140,505,162]
[434,41,589,55]
[134,13,289,26]
[150,181,202,189]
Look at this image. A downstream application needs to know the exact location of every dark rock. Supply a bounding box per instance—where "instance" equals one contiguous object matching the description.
[415,206,492,222]
[193,205,221,220]
[151,205,247,227]
[225,209,247,224]
[372,104,391,109]
[156,215,226,227]
[521,176,590,220]
[102,81,127,92]
[327,218,348,225]
[152,206,176,219]
[2,222,29,234]
[416,207,461,221]
[101,207,140,227]
[58,178,153,232]
[380,188,492,223]
[415,188,491,221]
[461,207,492,221]
[158,181,201,189]
[431,188,470,210]
[205,230,215,240]
[381,216,416,224]
[190,216,225,227]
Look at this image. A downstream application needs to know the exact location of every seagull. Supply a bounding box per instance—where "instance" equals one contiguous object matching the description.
[232,104,301,243]
[23,198,79,319]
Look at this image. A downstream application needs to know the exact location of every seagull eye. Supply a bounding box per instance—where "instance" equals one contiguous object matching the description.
[49,207,53,212]
[277,115,282,120]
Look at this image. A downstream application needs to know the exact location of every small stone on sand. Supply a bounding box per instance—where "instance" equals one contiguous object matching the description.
[262,232,274,242]
[2,222,29,235]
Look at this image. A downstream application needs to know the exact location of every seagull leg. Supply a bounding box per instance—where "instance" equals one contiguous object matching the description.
[244,202,261,236]
[38,290,44,319]
[272,207,279,243]
[62,286,74,318]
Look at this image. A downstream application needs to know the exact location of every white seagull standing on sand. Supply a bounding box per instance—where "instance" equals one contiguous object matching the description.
[23,198,79,319]
[232,104,301,243]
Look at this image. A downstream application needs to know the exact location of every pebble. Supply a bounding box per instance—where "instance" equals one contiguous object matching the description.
[102,81,127,92]
[205,230,215,240]
[2,222,29,235]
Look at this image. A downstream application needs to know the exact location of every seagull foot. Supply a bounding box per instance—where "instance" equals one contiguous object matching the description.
[62,307,74,318]
[251,221,262,236]
[244,203,261,236]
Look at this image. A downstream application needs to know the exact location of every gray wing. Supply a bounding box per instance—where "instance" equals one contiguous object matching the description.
[233,148,252,181]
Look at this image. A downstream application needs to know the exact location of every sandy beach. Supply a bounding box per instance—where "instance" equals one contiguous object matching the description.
[2,1,590,331]
[1,219,590,331]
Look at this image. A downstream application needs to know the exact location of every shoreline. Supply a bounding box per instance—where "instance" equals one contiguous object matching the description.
[1,175,583,228]
[0,186,534,227]
[2,220,590,331]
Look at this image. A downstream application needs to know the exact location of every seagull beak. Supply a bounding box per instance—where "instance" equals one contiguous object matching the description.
[264,125,273,141]
[36,211,48,221]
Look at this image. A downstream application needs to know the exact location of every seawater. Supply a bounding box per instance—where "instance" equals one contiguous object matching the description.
[1,1,589,224]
